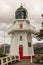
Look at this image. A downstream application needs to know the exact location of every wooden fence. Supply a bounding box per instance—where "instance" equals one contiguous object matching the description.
[0,56,20,65]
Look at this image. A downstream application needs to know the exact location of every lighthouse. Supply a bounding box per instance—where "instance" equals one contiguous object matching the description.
[8,5,35,59]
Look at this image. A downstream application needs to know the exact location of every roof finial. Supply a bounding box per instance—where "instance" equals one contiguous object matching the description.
[20,3,23,8]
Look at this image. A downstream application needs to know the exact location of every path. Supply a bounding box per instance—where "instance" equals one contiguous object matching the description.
[11,59,42,65]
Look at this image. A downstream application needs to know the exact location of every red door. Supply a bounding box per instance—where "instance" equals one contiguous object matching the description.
[19,45,23,59]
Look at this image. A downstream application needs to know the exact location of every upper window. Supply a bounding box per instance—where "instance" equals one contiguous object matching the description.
[20,36,22,41]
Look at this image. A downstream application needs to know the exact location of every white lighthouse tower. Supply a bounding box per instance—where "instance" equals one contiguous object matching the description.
[8,5,35,59]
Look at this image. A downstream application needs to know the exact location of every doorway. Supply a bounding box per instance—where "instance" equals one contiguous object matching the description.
[19,45,23,59]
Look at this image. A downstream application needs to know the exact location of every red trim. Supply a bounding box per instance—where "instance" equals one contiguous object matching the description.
[19,23,23,28]
[20,56,35,59]
[19,45,23,59]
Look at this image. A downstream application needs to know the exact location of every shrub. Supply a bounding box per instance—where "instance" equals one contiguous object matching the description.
[40,56,43,60]
[0,52,7,57]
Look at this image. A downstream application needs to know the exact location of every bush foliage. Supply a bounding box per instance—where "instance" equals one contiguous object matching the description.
[0,52,7,57]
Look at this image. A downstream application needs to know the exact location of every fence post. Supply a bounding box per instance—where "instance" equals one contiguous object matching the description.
[6,57,8,65]
[1,58,3,65]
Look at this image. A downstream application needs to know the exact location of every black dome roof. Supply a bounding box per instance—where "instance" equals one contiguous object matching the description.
[15,5,28,19]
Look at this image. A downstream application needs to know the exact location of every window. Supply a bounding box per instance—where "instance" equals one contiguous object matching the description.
[28,42,31,47]
[19,23,23,28]
[20,36,22,41]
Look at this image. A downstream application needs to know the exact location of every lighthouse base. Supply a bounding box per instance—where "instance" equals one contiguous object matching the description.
[20,56,35,59]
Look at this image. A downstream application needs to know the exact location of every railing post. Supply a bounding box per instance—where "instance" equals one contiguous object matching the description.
[10,56,12,64]
[6,57,8,65]
[18,56,20,61]
[1,58,3,65]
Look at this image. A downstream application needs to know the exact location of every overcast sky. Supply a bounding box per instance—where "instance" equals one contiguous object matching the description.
[0,0,43,45]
